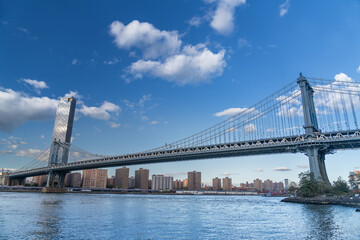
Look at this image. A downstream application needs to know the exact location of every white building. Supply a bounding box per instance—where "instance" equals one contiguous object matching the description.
[151,175,173,190]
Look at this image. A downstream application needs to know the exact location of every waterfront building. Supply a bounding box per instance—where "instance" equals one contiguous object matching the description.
[173,179,183,189]
[188,171,201,190]
[223,177,232,191]
[212,177,221,190]
[69,172,82,188]
[82,169,108,188]
[263,179,273,191]
[151,175,173,190]
[183,178,188,188]
[128,176,135,189]
[284,179,289,190]
[114,167,129,189]
[33,175,48,187]
[135,168,149,189]
[107,177,115,188]
[254,178,262,192]
[49,97,76,165]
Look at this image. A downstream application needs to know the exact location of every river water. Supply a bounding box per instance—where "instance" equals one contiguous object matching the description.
[0,192,359,239]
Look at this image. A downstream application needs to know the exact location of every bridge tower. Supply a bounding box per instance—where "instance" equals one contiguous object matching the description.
[43,97,76,192]
[297,73,330,184]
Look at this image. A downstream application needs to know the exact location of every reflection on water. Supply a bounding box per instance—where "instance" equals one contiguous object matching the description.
[303,204,339,239]
[1,193,360,239]
[31,197,64,239]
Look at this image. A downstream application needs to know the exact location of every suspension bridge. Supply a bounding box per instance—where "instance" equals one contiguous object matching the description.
[5,74,360,189]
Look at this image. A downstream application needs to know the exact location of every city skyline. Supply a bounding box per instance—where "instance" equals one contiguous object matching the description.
[1,1,360,184]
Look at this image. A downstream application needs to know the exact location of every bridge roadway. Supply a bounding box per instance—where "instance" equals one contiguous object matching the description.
[9,130,360,179]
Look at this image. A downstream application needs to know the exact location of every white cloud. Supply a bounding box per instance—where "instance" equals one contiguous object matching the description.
[17,27,30,34]
[279,0,290,17]
[254,168,263,172]
[8,144,18,150]
[0,87,58,132]
[40,135,45,139]
[109,20,181,59]
[238,38,251,48]
[16,148,43,157]
[104,57,120,65]
[110,20,227,85]
[64,90,82,103]
[129,44,226,85]
[189,17,203,27]
[244,123,256,133]
[109,122,120,128]
[79,101,120,120]
[357,66,360,73]
[214,107,254,117]
[71,59,80,65]
[22,78,49,94]
[210,0,246,35]
[334,72,353,82]
[150,121,159,125]
[273,167,291,171]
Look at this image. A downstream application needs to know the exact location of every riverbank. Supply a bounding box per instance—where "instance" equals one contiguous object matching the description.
[281,195,360,207]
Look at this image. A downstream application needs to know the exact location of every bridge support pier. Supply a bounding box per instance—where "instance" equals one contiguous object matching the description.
[42,171,68,193]
[306,147,330,185]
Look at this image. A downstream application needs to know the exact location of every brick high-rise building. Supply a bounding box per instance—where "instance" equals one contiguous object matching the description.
[254,178,262,192]
[263,179,273,191]
[82,169,108,188]
[114,167,129,189]
[222,177,232,191]
[212,177,221,190]
[135,168,149,189]
[188,171,201,190]
[33,175,48,187]
[70,172,82,188]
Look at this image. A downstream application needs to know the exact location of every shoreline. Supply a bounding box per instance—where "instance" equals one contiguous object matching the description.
[281,196,360,207]
[0,186,288,196]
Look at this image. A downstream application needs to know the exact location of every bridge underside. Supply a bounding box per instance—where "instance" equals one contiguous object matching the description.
[8,131,360,181]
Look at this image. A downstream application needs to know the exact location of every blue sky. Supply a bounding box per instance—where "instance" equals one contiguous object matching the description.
[1,0,360,185]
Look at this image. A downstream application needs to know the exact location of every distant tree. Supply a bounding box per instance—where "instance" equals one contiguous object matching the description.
[332,177,350,195]
[288,186,297,195]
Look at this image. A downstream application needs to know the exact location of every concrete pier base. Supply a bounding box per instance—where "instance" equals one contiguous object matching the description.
[41,187,68,193]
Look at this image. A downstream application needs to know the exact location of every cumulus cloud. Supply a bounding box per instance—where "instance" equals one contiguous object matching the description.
[210,0,246,35]
[244,123,256,133]
[0,87,58,132]
[22,78,49,94]
[214,107,254,117]
[129,44,225,85]
[79,101,120,120]
[16,148,43,157]
[279,0,290,17]
[109,20,181,59]
[110,20,226,85]
[357,66,360,73]
[188,17,203,27]
[273,167,291,171]
[150,121,159,125]
[334,72,353,82]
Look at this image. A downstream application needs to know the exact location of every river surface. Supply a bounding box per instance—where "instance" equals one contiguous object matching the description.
[0,192,359,239]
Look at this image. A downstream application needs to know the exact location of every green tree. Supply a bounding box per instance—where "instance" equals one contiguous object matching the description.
[297,171,332,197]
[332,177,350,195]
